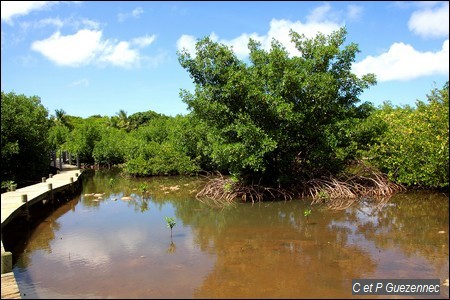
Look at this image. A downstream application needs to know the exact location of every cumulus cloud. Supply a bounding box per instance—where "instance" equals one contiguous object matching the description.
[118,7,144,22]
[176,34,198,56]
[31,29,158,68]
[176,16,342,59]
[1,1,79,25]
[408,2,449,38]
[175,2,368,59]
[352,39,449,81]
[98,41,139,68]
[1,1,53,24]
[31,29,103,66]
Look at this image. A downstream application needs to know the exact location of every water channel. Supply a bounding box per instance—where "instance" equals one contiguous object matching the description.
[4,169,449,298]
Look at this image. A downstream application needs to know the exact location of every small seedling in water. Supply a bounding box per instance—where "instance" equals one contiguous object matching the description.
[164,216,177,237]
[304,209,312,224]
[108,178,116,187]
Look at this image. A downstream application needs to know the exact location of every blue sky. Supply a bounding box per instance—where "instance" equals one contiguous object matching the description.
[1,1,448,118]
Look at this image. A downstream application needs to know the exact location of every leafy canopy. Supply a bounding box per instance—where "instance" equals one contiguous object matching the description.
[178,27,376,186]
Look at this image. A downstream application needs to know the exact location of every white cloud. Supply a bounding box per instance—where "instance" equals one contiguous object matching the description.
[176,16,341,59]
[176,34,198,56]
[131,34,156,48]
[35,17,64,28]
[176,2,346,59]
[408,2,449,38]
[99,41,139,68]
[1,1,55,24]
[347,4,363,21]
[132,7,144,18]
[69,78,89,87]
[31,30,159,68]
[352,39,449,81]
[1,1,80,25]
[307,2,333,23]
[118,6,144,22]
[31,29,103,66]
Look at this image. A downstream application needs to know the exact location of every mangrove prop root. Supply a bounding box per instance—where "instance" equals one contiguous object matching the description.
[196,167,405,210]
[305,168,405,210]
[196,173,293,207]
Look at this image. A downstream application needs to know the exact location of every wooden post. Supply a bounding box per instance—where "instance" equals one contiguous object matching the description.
[70,177,74,193]
[49,173,53,178]
[42,177,46,183]
[21,194,30,220]
[1,251,12,274]
[48,183,53,204]
[59,150,63,170]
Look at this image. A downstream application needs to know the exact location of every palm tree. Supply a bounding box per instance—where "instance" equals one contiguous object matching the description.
[116,109,134,132]
[54,109,68,127]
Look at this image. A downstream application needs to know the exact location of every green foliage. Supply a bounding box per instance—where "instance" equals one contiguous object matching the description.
[65,119,102,163]
[108,178,116,187]
[1,91,51,184]
[364,82,449,188]
[138,183,149,193]
[303,209,312,218]
[48,123,70,151]
[304,208,312,224]
[178,27,376,187]
[1,180,17,192]
[129,110,166,128]
[92,127,127,167]
[122,116,200,176]
[164,216,177,237]
[164,216,177,229]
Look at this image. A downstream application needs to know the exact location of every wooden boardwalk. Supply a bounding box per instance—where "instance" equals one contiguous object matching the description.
[1,165,83,299]
[1,273,21,299]
[1,166,82,228]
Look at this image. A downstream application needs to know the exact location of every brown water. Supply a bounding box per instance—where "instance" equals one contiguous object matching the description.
[7,169,449,298]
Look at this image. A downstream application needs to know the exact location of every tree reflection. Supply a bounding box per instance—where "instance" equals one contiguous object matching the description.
[166,240,177,254]
[11,172,448,298]
[177,202,378,298]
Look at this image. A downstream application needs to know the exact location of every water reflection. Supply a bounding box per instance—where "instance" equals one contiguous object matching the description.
[8,170,449,298]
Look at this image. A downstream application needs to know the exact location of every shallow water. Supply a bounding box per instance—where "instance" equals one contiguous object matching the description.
[7,170,449,298]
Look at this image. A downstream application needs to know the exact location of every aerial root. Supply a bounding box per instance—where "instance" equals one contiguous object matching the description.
[305,166,405,210]
[196,172,293,208]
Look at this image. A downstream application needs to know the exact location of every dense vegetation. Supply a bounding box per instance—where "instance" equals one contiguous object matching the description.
[1,28,448,196]
[1,91,51,188]
[178,27,376,188]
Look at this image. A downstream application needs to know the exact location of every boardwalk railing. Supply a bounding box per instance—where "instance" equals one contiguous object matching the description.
[1,165,84,299]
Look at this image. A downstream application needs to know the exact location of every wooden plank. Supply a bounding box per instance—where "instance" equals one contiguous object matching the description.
[1,168,83,228]
[1,164,83,299]
[1,272,21,299]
